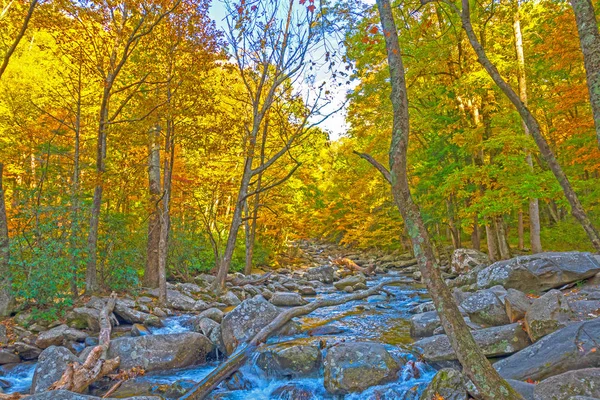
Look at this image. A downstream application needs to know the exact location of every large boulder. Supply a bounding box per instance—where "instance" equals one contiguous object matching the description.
[107,332,213,371]
[414,323,531,361]
[450,248,490,275]
[323,342,401,394]
[0,349,20,364]
[505,288,533,323]
[477,252,600,293]
[494,317,600,381]
[69,308,100,331]
[146,288,205,311]
[333,275,367,291]
[35,325,87,349]
[304,265,334,284]
[420,368,468,400]
[524,289,573,341]
[114,301,152,324]
[460,289,510,326]
[533,368,600,400]
[220,295,299,355]
[270,292,308,307]
[256,342,322,378]
[410,311,442,338]
[31,346,79,393]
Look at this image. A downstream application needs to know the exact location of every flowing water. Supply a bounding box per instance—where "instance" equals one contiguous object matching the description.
[0,273,436,398]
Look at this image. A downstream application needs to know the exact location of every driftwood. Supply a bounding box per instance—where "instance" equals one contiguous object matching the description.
[226,272,272,287]
[49,292,120,393]
[330,257,376,276]
[179,279,405,400]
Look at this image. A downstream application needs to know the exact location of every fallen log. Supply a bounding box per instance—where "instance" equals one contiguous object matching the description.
[226,272,272,287]
[330,257,376,275]
[179,278,405,400]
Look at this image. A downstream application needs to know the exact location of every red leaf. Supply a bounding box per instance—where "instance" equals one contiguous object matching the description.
[307,4,315,12]
[369,26,379,34]
[299,0,306,3]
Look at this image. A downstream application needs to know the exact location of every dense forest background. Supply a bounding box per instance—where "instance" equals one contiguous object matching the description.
[1,0,599,318]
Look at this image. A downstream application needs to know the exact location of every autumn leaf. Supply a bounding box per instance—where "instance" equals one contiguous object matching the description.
[369,25,379,34]
[307,4,315,12]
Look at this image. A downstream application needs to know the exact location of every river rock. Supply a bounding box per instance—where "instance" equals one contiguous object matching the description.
[199,308,224,323]
[143,315,163,328]
[114,301,152,324]
[494,317,600,381]
[0,349,20,364]
[459,289,510,326]
[220,295,299,355]
[270,292,308,307]
[107,332,213,371]
[35,324,87,349]
[524,289,573,341]
[533,368,600,400]
[130,324,151,337]
[413,323,531,361]
[221,291,241,307]
[324,342,401,394]
[14,341,41,360]
[146,288,204,311]
[31,346,79,393]
[69,308,100,331]
[410,302,436,314]
[420,368,468,400]
[505,288,532,322]
[304,265,334,284]
[0,325,7,345]
[256,342,322,378]
[410,311,442,338]
[477,252,600,293]
[270,384,315,400]
[451,248,490,275]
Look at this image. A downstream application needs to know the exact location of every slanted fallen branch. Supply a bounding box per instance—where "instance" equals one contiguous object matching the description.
[330,257,376,276]
[179,278,405,400]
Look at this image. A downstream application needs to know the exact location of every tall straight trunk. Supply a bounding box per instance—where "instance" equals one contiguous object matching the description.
[571,0,600,148]
[513,10,542,252]
[0,0,38,80]
[495,216,511,259]
[457,0,600,251]
[485,222,500,262]
[145,126,161,288]
[243,187,260,276]
[375,1,523,398]
[518,210,524,250]
[70,66,82,298]
[0,163,14,317]
[472,214,481,250]
[446,197,461,248]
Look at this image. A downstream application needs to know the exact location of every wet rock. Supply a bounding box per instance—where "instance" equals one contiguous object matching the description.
[256,342,322,377]
[35,325,87,349]
[324,342,401,394]
[143,315,163,328]
[307,325,346,336]
[221,291,241,307]
[114,301,152,324]
[477,252,600,293]
[221,295,299,355]
[223,371,253,391]
[524,289,573,341]
[14,341,42,360]
[0,349,20,364]
[0,377,10,390]
[495,317,600,381]
[32,346,79,393]
[299,286,317,296]
[505,288,533,322]
[131,324,151,337]
[410,302,436,314]
[410,311,442,338]
[270,292,308,307]
[460,289,510,326]
[69,308,100,331]
[270,383,315,400]
[450,248,490,275]
[107,332,213,371]
[147,288,205,311]
[198,307,224,323]
[533,368,600,400]
[304,265,334,284]
[420,368,468,400]
[414,323,531,361]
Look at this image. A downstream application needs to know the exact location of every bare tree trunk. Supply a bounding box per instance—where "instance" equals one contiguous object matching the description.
[446,197,461,248]
[159,103,175,305]
[0,163,14,317]
[69,66,82,298]
[513,9,542,252]
[243,192,260,276]
[0,0,38,80]
[472,214,481,250]
[495,216,511,259]
[453,0,600,251]
[571,0,600,148]
[485,222,500,262]
[518,210,524,250]
[375,1,523,398]
[145,126,161,288]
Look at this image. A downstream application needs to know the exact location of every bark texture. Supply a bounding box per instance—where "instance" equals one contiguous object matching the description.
[0,163,14,317]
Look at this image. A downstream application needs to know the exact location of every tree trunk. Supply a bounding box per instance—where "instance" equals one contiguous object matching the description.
[376,1,523,398]
[446,197,461,248]
[0,0,38,80]
[495,216,511,259]
[472,214,481,250]
[0,163,14,317]
[513,9,542,252]
[69,66,82,299]
[145,126,161,288]
[457,0,600,251]
[485,222,500,262]
[243,174,261,276]
[518,210,524,250]
[571,0,600,148]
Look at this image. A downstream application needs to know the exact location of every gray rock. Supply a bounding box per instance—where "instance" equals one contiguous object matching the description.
[256,342,322,378]
[270,292,308,307]
[524,289,573,341]
[324,342,401,394]
[270,384,315,400]
[477,252,600,293]
[534,368,600,400]
[0,349,20,364]
[495,317,600,381]
[198,308,224,323]
[35,325,87,349]
[410,311,442,338]
[506,379,535,400]
[505,288,533,323]
[420,368,468,400]
[107,332,213,371]
[70,308,100,331]
[27,390,161,399]
[460,289,510,326]
[0,325,7,345]
[146,288,202,311]
[410,302,436,314]
[143,315,163,328]
[221,291,241,307]
[32,346,79,393]
[304,265,334,284]
[14,342,41,360]
[220,295,299,355]
[414,323,531,361]
[333,275,368,291]
[130,324,151,337]
[114,301,152,324]
[451,248,490,275]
